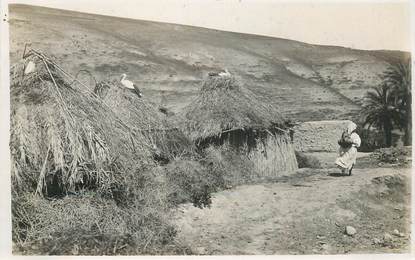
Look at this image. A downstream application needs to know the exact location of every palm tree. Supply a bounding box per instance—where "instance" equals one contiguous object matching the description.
[362,83,402,147]
[381,59,411,145]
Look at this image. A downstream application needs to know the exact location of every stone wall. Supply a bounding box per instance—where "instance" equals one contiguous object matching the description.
[293,120,352,152]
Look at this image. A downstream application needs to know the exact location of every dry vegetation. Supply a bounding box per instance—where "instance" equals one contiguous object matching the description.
[294,151,322,169]
[8,5,411,255]
[182,76,297,177]
[248,135,298,177]
[10,52,213,255]
[182,76,287,142]
[11,52,296,255]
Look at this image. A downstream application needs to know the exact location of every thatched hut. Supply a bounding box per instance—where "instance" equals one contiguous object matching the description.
[10,52,155,196]
[10,52,207,255]
[182,76,298,177]
[94,80,194,162]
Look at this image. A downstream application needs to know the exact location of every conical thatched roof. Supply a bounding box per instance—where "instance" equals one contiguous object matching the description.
[94,80,165,130]
[183,76,287,142]
[10,53,155,195]
[95,80,195,159]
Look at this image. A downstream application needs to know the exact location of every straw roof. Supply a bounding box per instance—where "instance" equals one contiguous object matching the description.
[10,53,155,195]
[95,81,165,130]
[95,80,195,159]
[183,76,287,142]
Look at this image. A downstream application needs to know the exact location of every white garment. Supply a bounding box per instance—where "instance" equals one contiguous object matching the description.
[350,132,361,148]
[347,122,357,134]
[335,122,361,170]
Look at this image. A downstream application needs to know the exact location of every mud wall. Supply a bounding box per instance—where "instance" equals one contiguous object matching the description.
[293,120,352,152]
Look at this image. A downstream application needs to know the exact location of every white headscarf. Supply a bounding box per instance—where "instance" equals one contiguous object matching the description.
[347,122,357,134]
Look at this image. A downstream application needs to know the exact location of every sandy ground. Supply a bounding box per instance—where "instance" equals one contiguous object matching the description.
[173,160,411,255]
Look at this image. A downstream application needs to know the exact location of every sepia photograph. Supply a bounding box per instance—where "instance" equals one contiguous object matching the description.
[1,0,413,256]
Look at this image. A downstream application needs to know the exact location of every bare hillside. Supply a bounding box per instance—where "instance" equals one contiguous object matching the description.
[9,4,409,121]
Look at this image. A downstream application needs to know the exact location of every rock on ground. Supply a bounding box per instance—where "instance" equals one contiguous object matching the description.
[345,226,357,236]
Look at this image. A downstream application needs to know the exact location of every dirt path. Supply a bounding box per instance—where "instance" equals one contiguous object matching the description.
[173,166,411,255]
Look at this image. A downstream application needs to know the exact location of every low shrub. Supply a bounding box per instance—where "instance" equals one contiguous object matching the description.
[295,151,322,168]
[163,159,225,208]
[11,191,185,255]
[357,128,384,152]
[371,146,411,165]
[11,162,198,255]
[160,144,261,210]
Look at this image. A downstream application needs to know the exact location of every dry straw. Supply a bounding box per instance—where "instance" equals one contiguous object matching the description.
[182,75,297,176]
[94,80,195,160]
[10,50,156,195]
[183,76,287,142]
[248,134,298,177]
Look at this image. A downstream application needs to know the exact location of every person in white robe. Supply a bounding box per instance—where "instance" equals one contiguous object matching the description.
[335,122,361,175]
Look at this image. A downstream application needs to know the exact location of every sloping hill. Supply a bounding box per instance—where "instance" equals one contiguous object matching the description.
[9,4,409,121]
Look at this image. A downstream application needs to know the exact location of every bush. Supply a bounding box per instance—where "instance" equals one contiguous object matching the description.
[163,159,225,208]
[371,146,411,165]
[11,190,185,255]
[11,162,199,255]
[161,144,260,210]
[357,128,384,152]
[295,151,321,168]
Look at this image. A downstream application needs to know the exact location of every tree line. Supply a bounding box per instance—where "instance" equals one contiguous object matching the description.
[361,58,411,147]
